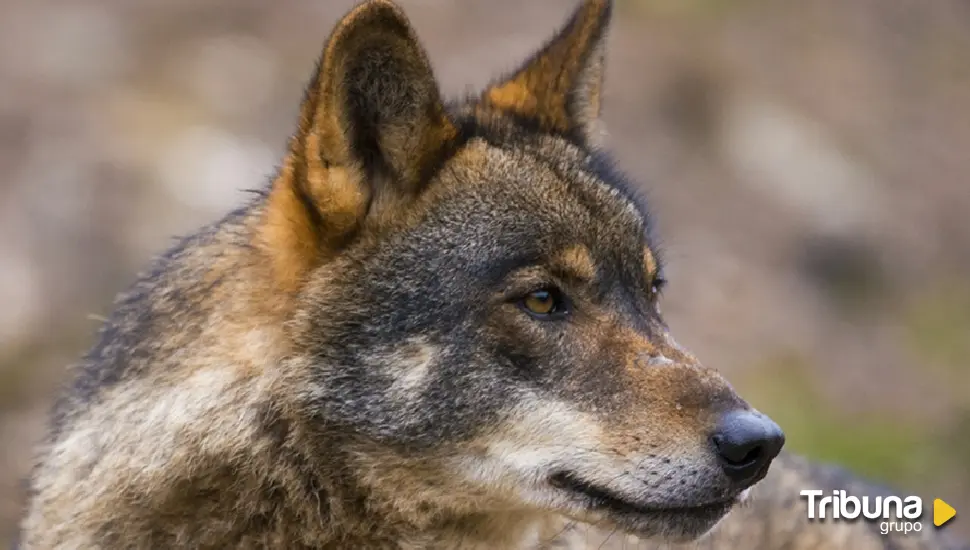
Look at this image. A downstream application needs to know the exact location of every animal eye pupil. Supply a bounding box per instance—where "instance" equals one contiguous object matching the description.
[523,289,559,316]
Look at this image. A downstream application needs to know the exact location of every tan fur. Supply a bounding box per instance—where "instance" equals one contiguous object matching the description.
[262,0,456,291]
[483,0,610,144]
[20,2,967,550]
[555,245,598,282]
[643,247,657,280]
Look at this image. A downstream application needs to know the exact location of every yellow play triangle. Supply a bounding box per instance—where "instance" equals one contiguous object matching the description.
[934,498,956,527]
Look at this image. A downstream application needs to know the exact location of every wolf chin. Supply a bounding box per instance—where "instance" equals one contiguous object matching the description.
[19,2,967,550]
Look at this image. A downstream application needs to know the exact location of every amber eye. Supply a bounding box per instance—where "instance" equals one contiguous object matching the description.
[521,288,566,318]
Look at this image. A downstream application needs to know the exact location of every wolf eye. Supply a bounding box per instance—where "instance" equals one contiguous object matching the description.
[521,288,567,318]
[650,276,667,298]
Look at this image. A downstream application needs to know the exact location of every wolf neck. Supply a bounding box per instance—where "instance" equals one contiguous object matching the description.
[239,423,555,549]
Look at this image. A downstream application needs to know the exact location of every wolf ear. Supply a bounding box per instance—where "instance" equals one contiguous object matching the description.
[482,0,612,145]
[261,0,455,291]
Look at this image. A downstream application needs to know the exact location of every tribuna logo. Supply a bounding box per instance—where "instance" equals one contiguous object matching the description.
[800,490,924,535]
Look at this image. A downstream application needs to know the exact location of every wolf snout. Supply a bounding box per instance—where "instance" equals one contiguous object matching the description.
[710,410,785,485]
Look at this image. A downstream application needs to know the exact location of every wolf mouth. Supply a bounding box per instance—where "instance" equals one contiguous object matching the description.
[549,471,736,518]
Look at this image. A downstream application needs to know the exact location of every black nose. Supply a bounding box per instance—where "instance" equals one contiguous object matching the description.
[711,410,785,484]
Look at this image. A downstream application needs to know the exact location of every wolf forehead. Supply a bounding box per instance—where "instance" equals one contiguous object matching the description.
[400,119,661,268]
[359,140,665,304]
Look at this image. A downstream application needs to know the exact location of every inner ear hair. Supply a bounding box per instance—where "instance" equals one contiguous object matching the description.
[481,0,613,145]
[259,0,456,292]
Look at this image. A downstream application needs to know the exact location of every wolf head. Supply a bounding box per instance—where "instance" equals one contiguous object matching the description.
[259,0,784,541]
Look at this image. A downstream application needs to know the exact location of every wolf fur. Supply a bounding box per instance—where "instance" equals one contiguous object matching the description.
[574,453,968,549]
[20,1,966,549]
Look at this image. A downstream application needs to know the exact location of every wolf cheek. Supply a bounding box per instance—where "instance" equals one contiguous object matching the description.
[13,0,820,548]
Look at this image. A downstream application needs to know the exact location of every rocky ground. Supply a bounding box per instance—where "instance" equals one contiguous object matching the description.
[1,0,968,545]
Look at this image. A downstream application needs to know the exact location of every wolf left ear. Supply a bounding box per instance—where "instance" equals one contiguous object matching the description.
[482,0,612,145]
[260,0,455,292]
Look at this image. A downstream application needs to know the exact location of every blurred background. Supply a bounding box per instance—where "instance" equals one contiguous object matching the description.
[1,0,968,544]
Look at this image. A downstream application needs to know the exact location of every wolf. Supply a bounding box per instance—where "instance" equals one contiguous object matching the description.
[19,1,965,549]
[576,452,968,549]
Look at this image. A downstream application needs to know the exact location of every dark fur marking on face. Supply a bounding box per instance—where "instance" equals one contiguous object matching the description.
[20,3,806,549]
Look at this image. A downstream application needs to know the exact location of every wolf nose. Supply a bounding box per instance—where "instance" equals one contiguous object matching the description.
[711,410,785,484]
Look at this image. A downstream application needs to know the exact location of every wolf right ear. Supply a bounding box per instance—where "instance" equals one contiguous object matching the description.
[260,0,456,291]
[482,0,612,146]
